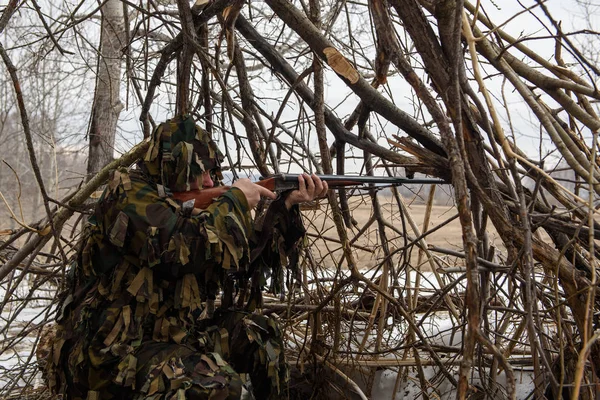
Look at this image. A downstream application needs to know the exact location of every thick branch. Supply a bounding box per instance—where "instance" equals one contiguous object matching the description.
[236,16,449,177]
[264,0,446,157]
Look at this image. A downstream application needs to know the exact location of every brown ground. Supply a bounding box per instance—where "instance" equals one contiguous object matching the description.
[302,196,504,271]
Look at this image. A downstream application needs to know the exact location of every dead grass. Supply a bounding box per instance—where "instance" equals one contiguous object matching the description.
[303,195,506,271]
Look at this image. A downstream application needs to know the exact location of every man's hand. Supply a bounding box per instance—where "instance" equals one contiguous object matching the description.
[233,178,277,209]
[285,173,329,210]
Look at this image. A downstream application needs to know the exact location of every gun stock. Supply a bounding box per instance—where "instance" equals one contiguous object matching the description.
[171,174,447,209]
[171,186,230,209]
[171,180,275,209]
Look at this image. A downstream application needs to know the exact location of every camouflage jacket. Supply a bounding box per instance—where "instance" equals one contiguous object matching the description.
[49,168,305,399]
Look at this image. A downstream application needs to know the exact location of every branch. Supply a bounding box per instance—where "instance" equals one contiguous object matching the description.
[0,140,150,282]
[235,16,447,177]
[264,0,446,157]
[0,0,19,35]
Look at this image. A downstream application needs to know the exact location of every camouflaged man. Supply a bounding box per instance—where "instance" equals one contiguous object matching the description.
[45,115,327,399]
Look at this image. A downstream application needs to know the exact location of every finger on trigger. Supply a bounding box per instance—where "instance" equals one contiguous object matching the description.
[258,186,277,199]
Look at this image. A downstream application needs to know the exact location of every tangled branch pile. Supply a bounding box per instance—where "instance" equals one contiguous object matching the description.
[1,0,599,398]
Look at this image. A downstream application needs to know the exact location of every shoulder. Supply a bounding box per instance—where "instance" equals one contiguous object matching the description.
[98,169,161,205]
[96,169,177,227]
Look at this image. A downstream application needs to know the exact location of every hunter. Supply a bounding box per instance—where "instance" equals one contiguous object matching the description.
[44,115,327,399]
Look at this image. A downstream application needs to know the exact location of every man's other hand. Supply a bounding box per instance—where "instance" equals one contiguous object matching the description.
[233,178,277,209]
[285,173,329,210]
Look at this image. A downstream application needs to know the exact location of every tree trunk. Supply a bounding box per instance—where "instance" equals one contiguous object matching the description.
[86,0,125,179]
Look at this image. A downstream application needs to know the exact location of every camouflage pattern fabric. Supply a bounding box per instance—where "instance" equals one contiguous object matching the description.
[46,138,304,399]
[140,115,225,192]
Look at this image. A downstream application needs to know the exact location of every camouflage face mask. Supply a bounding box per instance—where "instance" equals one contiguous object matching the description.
[141,115,224,192]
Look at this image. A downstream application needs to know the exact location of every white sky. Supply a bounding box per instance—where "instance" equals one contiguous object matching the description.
[5,0,597,174]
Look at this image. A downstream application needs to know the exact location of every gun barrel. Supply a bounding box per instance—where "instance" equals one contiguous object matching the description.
[270,174,447,186]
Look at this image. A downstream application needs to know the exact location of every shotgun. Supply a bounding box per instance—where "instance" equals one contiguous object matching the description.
[172,173,448,209]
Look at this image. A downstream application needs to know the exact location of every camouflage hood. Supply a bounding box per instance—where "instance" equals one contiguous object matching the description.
[141,115,224,192]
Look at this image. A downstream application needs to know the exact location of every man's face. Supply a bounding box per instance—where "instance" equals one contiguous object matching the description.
[201,171,214,188]
[185,171,214,191]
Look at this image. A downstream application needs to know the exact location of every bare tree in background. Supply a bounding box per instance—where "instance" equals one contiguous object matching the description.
[86,0,125,178]
[1,0,600,399]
